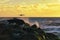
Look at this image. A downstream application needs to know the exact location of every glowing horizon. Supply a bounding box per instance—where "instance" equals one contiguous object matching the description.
[0,0,60,17]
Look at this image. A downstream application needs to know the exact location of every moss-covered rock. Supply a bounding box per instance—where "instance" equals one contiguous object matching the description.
[0,18,59,40]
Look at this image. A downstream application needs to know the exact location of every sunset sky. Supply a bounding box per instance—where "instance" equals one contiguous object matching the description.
[0,0,60,17]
